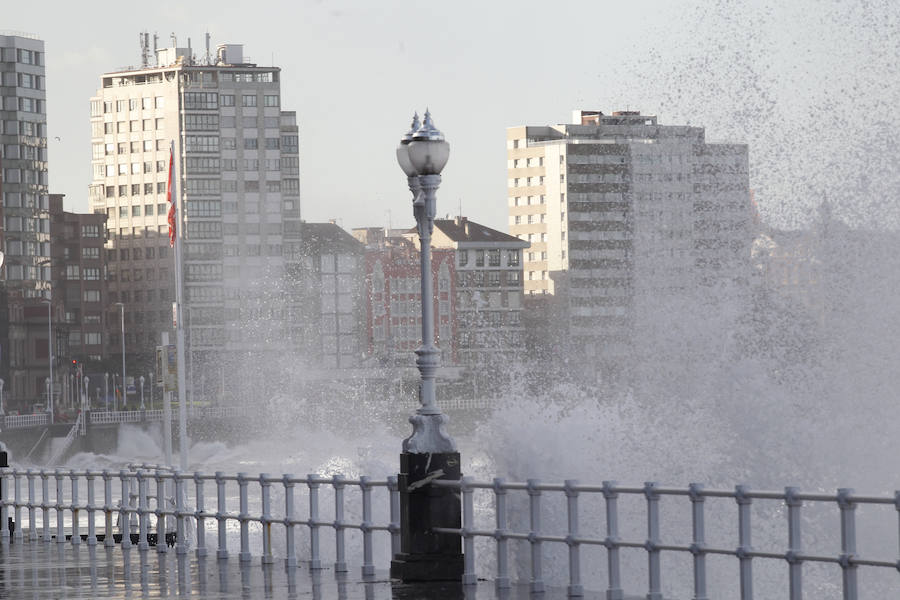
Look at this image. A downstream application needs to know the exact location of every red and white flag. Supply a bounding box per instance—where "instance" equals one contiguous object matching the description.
[166,142,176,247]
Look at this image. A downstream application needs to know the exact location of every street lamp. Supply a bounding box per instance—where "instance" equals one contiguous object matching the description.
[0,378,5,416]
[390,110,461,582]
[139,375,145,410]
[115,302,126,409]
[41,299,53,423]
[104,372,109,412]
[395,110,454,453]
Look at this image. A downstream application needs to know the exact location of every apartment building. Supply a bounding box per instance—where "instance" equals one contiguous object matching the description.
[49,194,108,364]
[508,110,751,363]
[360,231,456,366]
[428,217,528,367]
[0,33,53,404]
[89,40,301,396]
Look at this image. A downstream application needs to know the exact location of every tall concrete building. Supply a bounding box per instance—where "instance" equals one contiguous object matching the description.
[0,33,53,405]
[507,110,750,367]
[89,40,301,399]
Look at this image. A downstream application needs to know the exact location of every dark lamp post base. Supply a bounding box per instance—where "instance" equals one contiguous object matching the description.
[390,451,463,582]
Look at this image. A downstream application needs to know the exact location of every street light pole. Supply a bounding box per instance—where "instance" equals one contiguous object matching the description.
[139,376,145,410]
[104,372,109,412]
[390,110,462,582]
[43,300,53,424]
[115,303,126,409]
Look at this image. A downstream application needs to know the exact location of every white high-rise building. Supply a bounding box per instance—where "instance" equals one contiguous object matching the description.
[507,110,751,366]
[89,40,301,399]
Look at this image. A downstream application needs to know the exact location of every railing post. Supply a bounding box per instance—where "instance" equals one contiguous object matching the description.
[137,470,149,550]
[689,483,708,600]
[260,473,273,564]
[238,472,250,562]
[283,474,296,568]
[527,478,544,593]
[86,472,97,546]
[837,488,857,600]
[155,470,166,554]
[55,469,65,544]
[195,472,207,558]
[735,485,753,600]
[27,469,37,541]
[307,473,321,569]
[70,471,80,546]
[0,468,8,543]
[41,470,51,542]
[215,471,228,559]
[785,487,803,600]
[565,479,583,597]
[102,470,114,547]
[645,481,662,600]
[493,478,510,589]
[13,470,23,542]
[602,480,624,600]
[461,476,477,585]
[387,475,400,558]
[175,471,187,555]
[360,476,375,577]
[333,474,348,572]
[119,469,131,549]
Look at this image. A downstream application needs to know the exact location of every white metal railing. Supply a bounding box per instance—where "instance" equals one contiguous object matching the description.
[432,478,900,599]
[87,406,252,425]
[0,466,399,577]
[3,413,49,430]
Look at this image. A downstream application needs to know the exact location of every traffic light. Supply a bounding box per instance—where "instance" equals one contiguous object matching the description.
[71,359,78,371]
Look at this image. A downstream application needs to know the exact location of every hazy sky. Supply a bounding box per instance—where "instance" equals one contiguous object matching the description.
[10,0,900,232]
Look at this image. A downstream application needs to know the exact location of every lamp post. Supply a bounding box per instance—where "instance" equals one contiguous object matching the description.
[149,371,154,410]
[0,378,5,416]
[104,372,109,412]
[390,110,462,582]
[112,374,117,412]
[42,299,53,424]
[115,302,126,409]
[139,376,145,410]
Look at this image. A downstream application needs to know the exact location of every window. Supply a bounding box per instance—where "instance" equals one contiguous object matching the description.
[222,137,236,150]
[265,137,280,149]
[144,204,154,216]
[475,250,484,267]
[185,135,219,153]
[82,225,100,238]
[157,182,166,194]
[118,186,128,198]
[158,203,167,214]
[488,249,501,266]
[82,247,100,259]
[83,290,101,302]
[83,267,101,280]
[144,183,154,195]
[185,114,220,130]
[242,94,257,107]
[220,95,235,107]
[244,138,258,150]
[132,206,141,217]
[66,265,80,280]
[131,184,141,196]
[84,332,102,345]
[507,250,520,266]
[183,92,218,109]
[263,95,279,107]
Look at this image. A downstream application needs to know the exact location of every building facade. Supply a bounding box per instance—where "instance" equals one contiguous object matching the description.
[428,217,528,368]
[88,41,301,399]
[507,110,751,366]
[0,34,52,405]
[359,230,456,366]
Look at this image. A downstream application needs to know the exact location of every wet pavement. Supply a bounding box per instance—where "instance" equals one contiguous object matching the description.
[0,541,632,599]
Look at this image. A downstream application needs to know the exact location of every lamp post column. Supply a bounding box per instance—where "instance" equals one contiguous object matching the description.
[46,302,53,424]
[390,111,462,582]
[104,373,109,412]
[116,303,126,410]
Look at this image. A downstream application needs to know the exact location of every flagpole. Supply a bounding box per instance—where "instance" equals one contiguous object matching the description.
[171,140,189,471]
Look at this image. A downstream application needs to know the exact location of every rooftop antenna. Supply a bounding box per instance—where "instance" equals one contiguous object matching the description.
[139,32,149,67]
[458,198,462,220]
[205,32,211,65]
[170,32,177,47]
[187,37,192,64]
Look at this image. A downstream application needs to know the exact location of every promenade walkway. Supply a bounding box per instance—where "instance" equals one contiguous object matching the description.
[0,541,625,599]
